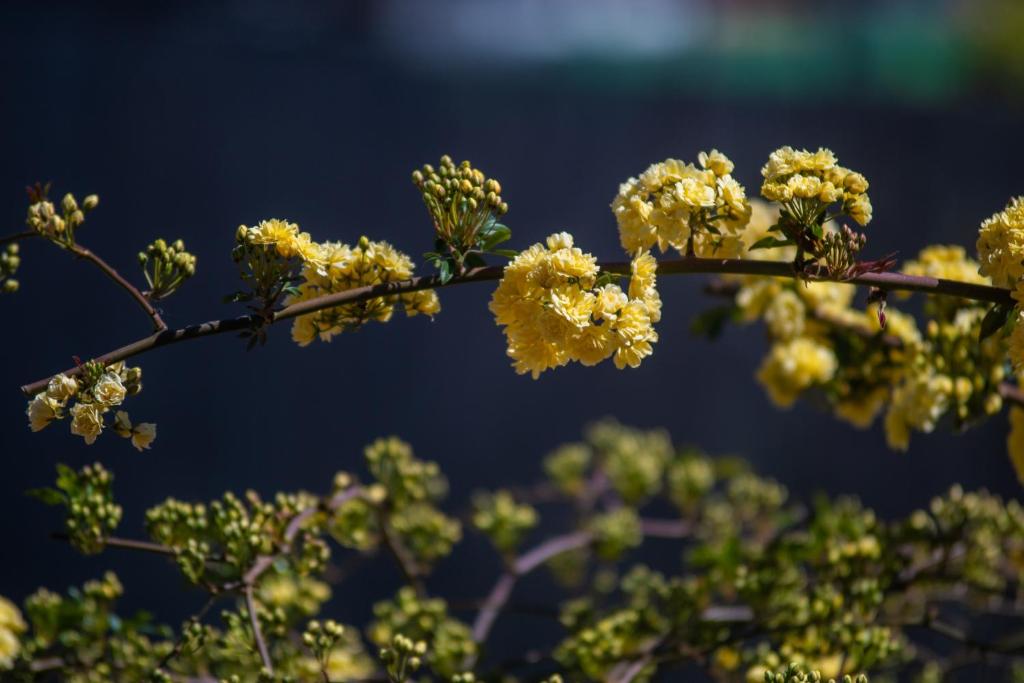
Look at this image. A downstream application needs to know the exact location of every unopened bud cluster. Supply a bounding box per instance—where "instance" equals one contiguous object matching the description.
[378,633,427,683]
[25,361,155,450]
[471,489,538,555]
[30,462,121,555]
[25,187,99,247]
[1,244,20,294]
[139,237,196,299]
[413,154,511,281]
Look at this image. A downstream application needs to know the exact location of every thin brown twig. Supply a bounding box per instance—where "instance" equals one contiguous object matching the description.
[69,242,167,332]
[21,254,1014,397]
[377,505,426,596]
[0,229,37,247]
[468,518,693,663]
[244,582,273,673]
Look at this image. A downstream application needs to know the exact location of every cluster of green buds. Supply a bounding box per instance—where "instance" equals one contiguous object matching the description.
[29,463,122,555]
[379,634,427,683]
[589,508,642,560]
[24,183,99,247]
[413,155,512,283]
[471,490,538,556]
[756,147,871,266]
[821,225,868,278]
[302,619,346,674]
[12,572,175,680]
[369,588,476,678]
[145,489,326,585]
[1,243,20,294]
[138,238,197,300]
[588,421,674,504]
[26,361,153,449]
[764,663,868,683]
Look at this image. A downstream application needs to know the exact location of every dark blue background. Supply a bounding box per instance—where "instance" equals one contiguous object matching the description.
[1,0,1021,658]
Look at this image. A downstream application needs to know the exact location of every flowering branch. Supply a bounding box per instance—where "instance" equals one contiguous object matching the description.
[17,255,1014,398]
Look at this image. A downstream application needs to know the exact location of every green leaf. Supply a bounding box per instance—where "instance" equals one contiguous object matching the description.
[980,303,1014,342]
[704,223,721,236]
[27,487,65,506]
[438,259,454,284]
[490,249,519,259]
[749,236,794,251]
[479,225,512,251]
[810,222,824,240]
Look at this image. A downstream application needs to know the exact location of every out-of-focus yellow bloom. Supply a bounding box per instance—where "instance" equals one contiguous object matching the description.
[763,289,806,340]
[835,387,889,429]
[903,245,990,288]
[884,370,953,451]
[0,595,24,670]
[756,337,838,407]
[490,233,659,377]
[977,196,1024,288]
[612,151,751,257]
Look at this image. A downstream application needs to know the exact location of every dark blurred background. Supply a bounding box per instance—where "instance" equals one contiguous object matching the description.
[2,0,1024,664]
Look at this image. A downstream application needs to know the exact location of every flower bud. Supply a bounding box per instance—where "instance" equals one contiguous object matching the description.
[82,194,99,211]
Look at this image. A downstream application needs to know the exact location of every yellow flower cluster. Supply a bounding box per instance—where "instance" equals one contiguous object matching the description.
[234,219,439,345]
[883,369,952,451]
[287,236,440,345]
[976,196,1024,289]
[756,337,838,407]
[761,146,872,226]
[0,596,24,670]
[26,363,156,450]
[612,150,751,257]
[490,232,660,378]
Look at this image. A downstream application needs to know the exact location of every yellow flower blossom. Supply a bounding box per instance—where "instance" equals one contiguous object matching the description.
[92,372,127,407]
[761,146,872,227]
[26,394,60,432]
[977,196,1024,288]
[756,337,838,407]
[45,374,78,402]
[612,151,751,257]
[490,234,659,377]
[70,402,105,445]
[287,237,439,345]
